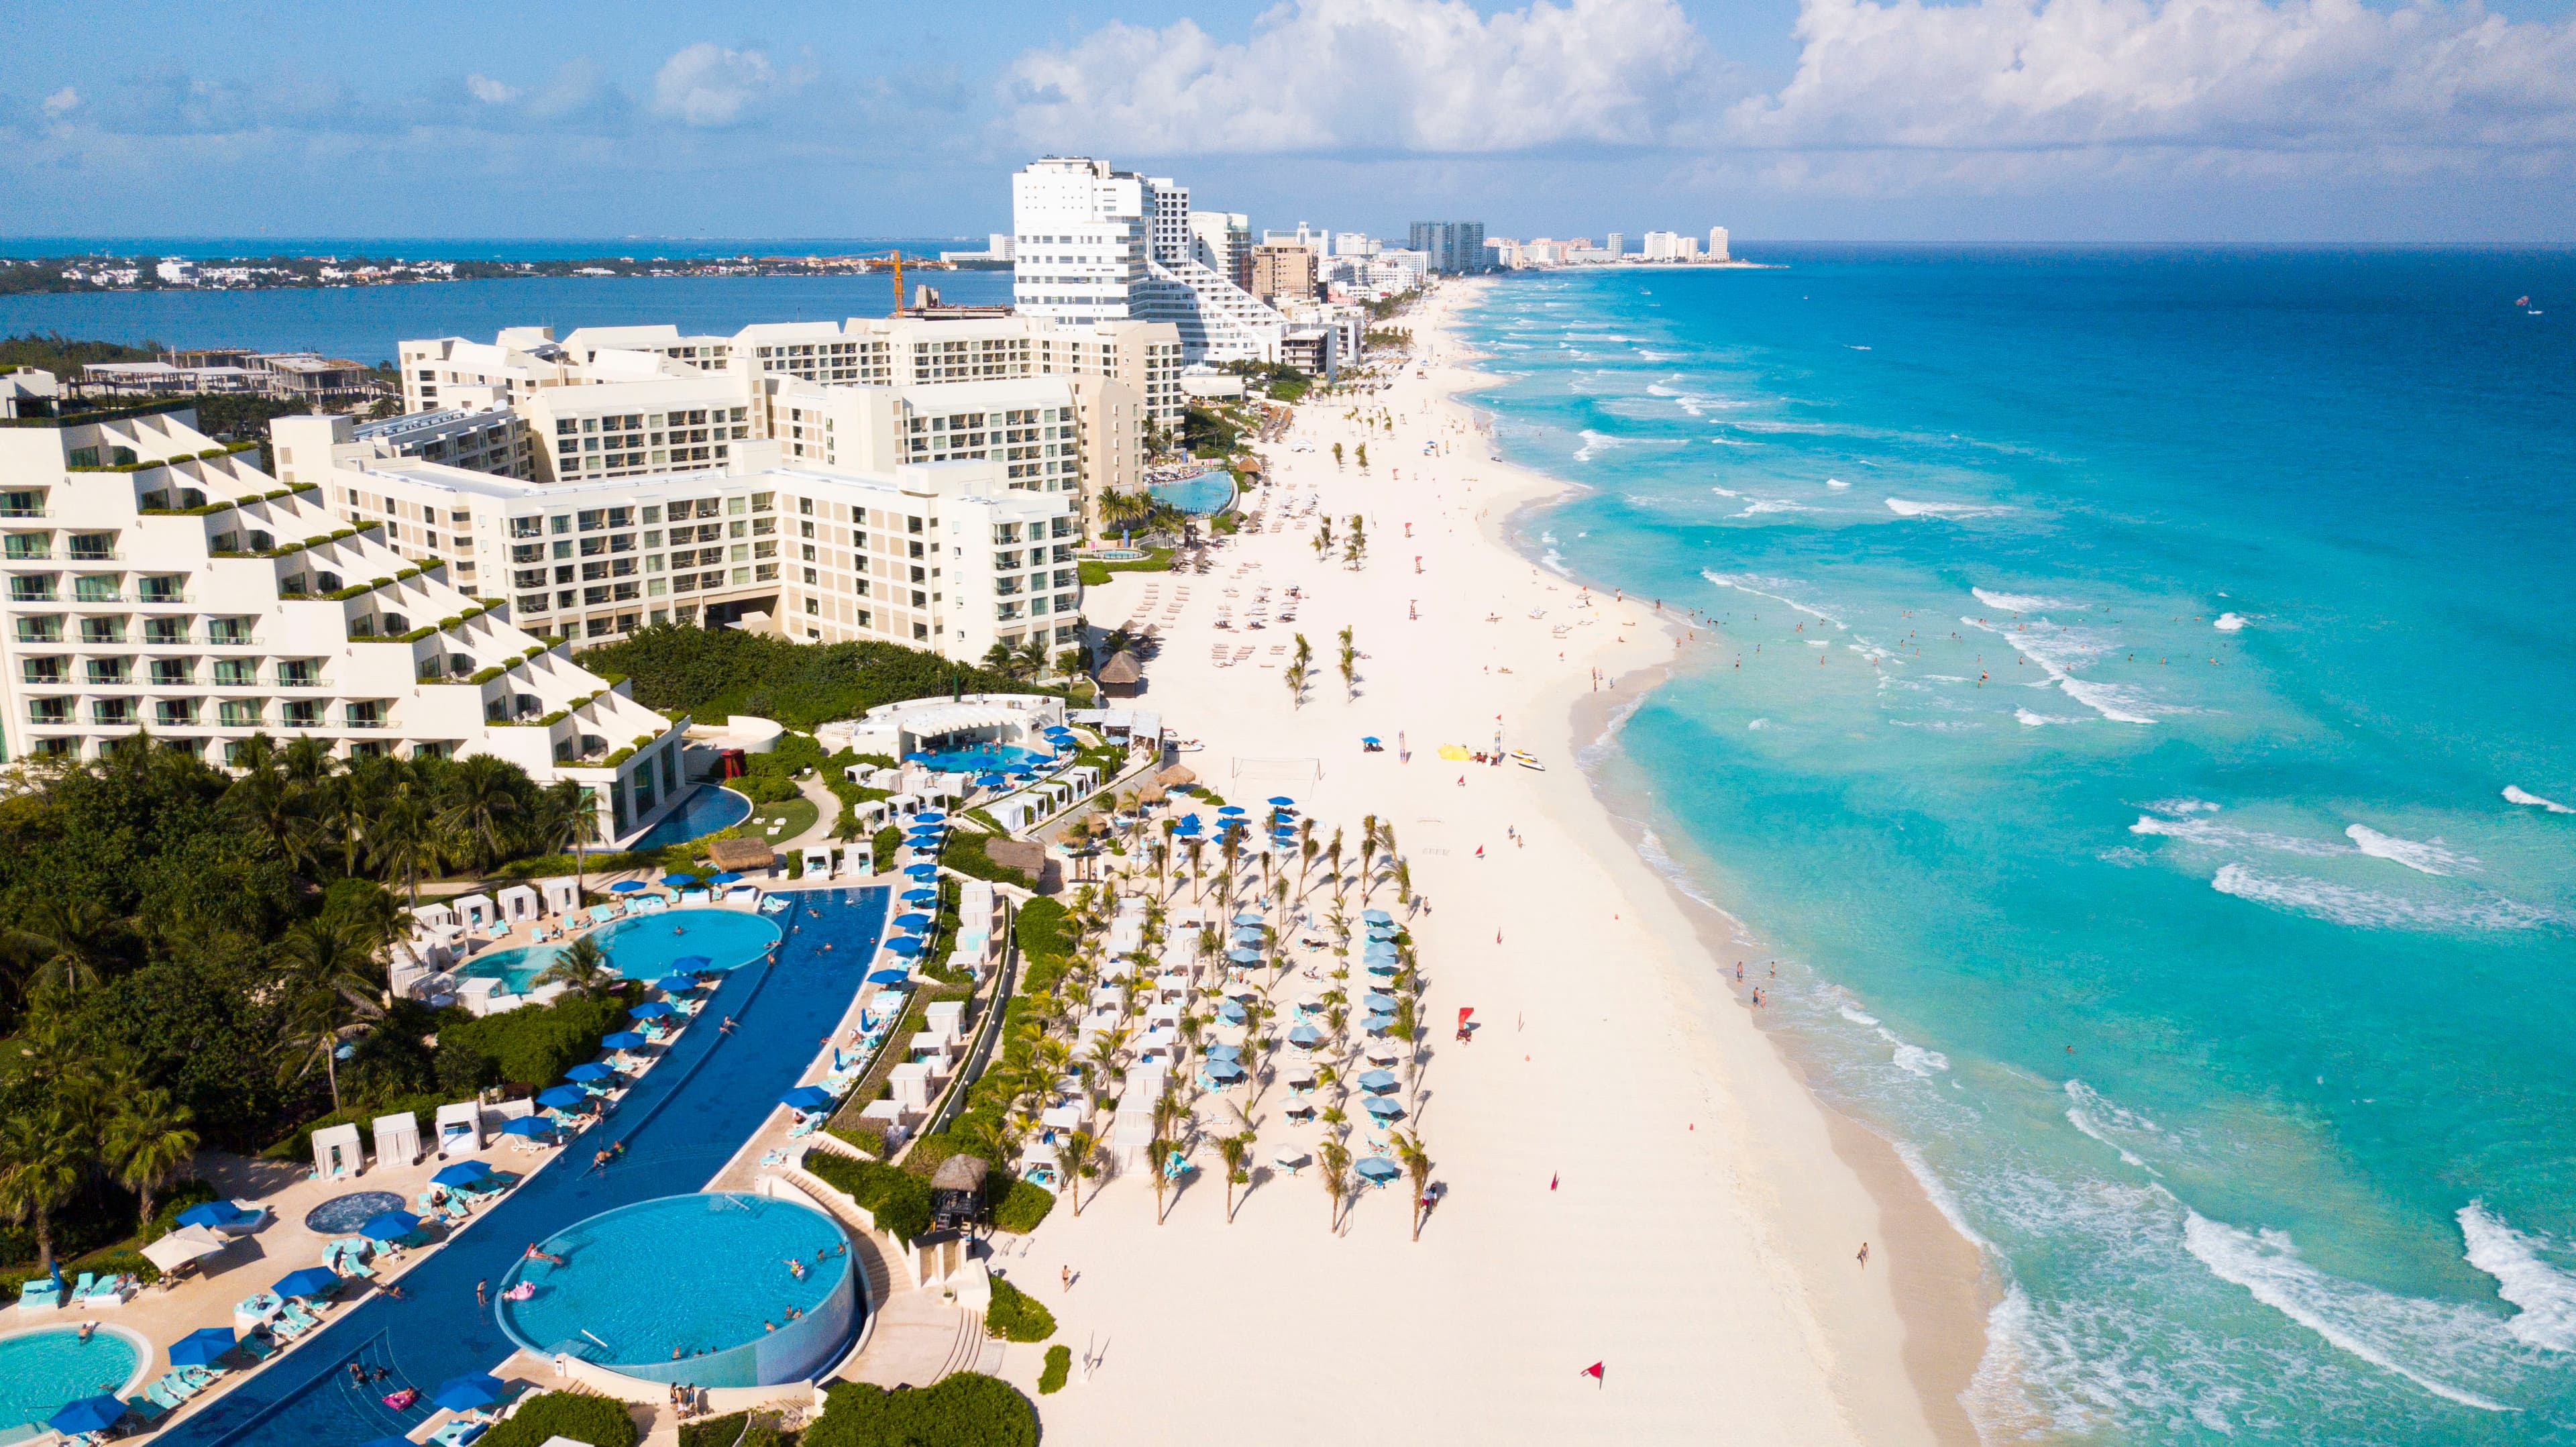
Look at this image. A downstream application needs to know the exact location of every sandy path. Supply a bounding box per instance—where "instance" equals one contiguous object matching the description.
[991,284,1980,1444]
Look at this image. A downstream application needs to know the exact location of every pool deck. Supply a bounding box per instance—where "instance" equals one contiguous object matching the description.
[142,885,893,1447]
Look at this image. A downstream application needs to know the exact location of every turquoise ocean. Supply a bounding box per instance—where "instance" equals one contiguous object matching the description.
[1461,250,2576,1443]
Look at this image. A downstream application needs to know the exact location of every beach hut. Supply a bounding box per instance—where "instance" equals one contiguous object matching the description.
[1095,651,1144,698]
[453,894,495,932]
[803,845,835,877]
[930,1154,991,1232]
[435,1100,484,1156]
[311,1121,363,1180]
[496,884,540,924]
[371,1112,421,1168]
[538,876,580,918]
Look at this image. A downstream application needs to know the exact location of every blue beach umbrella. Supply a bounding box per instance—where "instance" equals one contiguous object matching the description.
[1365,961,1400,978]
[431,1374,506,1413]
[566,1061,619,1079]
[1358,1068,1399,1093]
[1361,992,1398,1012]
[916,811,946,824]
[1287,1024,1323,1047]
[272,1267,341,1298]
[904,863,941,879]
[431,1163,490,1187]
[1203,1042,1242,1061]
[1355,1157,1401,1183]
[1232,910,1263,924]
[176,1201,249,1230]
[608,880,646,894]
[1361,735,1381,745]
[166,1326,237,1366]
[866,968,912,985]
[1361,909,1393,924]
[882,936,926,957]
[629,1002,674,1019]
[780,1085,835,1112]
[359,1210,423,1241]
[1225,948,1263,965]
[901,888,938,904]
[1203,1059,1245,1082]
[500,1117,553,1138]
[1364,1014,1398,1036]
[48,1397,125,1436]
[1217,1000,1246,1024]
[973,773,1008,788]
[535,1086,588,1109]
[1216,805,1245,817]
[672,955,713,973]
[1267,796,1295,807]
[663,874,700,888]
[1365,1096,1405,1120]
[712,871,744,885]
[655,975,699,994]
[892,912,932,933]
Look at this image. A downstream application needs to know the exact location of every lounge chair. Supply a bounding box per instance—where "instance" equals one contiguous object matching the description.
[146,1380,190,1411]
[429,1419,488,1446]
[237,1334,277,1362]
[177,1365,222,1389]
[122,1395,170,1427]
[588,904,619,924]
[17,1278,61,1309]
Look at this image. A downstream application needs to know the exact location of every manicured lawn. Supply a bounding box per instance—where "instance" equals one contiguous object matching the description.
[746,794,819,844]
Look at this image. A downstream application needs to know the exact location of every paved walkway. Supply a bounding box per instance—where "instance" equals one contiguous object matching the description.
[151,886,892,1447]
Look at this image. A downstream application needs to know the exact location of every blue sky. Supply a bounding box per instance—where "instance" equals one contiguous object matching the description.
[4,0,2572,242]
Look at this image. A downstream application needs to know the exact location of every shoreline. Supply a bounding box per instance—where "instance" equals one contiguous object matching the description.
[1438,276,1990,1442]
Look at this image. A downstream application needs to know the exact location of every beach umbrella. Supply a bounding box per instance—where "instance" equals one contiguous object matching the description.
[1365,1096,1405,1121]
[865,967,912,985]
[712,871,744,885]
[431,1374,506,1413]
[500,1117,553,1138]
[1203,1059,1245,1083]
[1355,1157,1401,1183]
[1216,999,1247,1024]
[653,977,698,996]
[1203,1042,1242,1061]
[1225,948,1263,965]
[1232,910,1263,924]
[1266,796,1295,808]
[780,1085,835,1112]
[1361,736,1382,746]
[1226,981,1263,1002]
[629,1002,673,1019]
[431,1163,491,1187]
[608,880,646,894]
[176,1201,249,1230]
[1365,1014,1398,1036]
[1287,1024,1323,1047]
[901,888,938,904]
[904,863,941,879]
[892,912,933,933]
[973,773,1008,788]
[1361,992,1398,1012]
[882,936,925,957]
[663,874,700,888]
[1364,961,1399,979]
[1358,1068,1399,1093]
[143,1225,229,1273]
[534,1086,588,1110]
[1216,805,1245,817]
[272,1267,341,1298]
[166,1326,237,1367]
[1362,909,1393,924]
[916,811,947,824]
[566,1061,620,1079]
[359,1210,423,1241]
[672,955,714,973]
[48,1397,125,1437]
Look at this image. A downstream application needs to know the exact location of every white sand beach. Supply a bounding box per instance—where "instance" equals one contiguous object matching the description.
[983,280,1988,1444]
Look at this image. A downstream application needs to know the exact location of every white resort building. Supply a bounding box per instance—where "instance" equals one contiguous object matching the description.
[1011,156,1293,365]
[0,398,684,841]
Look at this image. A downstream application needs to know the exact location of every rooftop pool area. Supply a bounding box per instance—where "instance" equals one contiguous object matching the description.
[629,785,752,851]
[497,1192,855,1387]
[460,906,782,992]
[0,1324,146,1443]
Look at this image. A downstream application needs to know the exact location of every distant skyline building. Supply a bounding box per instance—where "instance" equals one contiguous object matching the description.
[1011,156,1288,364]
[1407,221,1491,274]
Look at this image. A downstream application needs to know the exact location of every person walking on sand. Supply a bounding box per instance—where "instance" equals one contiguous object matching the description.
[1858,1242,1870,1269]
[1061,1265,1072,1294]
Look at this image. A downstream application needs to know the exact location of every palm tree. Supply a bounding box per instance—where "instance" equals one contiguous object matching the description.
[1338,629,1358,698]
[275,917,387,1115]
[1394,1130,1434,1242]
[7,896,123,999]
[1318,1139,1352,1233]
[534,934,616,998]
[1148,1136,1175,1224]
[1332,441,1344,468]
[370,790,449,908]
[1218,1132,1254,1223]
[543,780,606,902]
[1395,858,1415,916]
[436,753,529,871]
[107,1087,199,1234]
[0,1109,87,1271]
[1056,1128,1098,1216]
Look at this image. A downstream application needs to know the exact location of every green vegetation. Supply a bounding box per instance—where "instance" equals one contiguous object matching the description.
[746,794,818,842]
[476,1390,641,1447]
[1179,403,1242,456]
[436,990,637,1089]
[802,1376,1036,1447]
[983,1275,1056,1342]
[989,1178,1055,1234]
[1038,1344,1072,1395]
[802,1150,934,1242]
[680,1412,789,1447]
[575,623,1045,731]
[939,833,1033,890]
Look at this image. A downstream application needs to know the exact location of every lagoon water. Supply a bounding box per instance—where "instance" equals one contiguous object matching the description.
[1464,250,2576,1442]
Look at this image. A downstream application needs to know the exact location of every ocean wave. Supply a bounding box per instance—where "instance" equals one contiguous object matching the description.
[1964,615,2159,724]
[2210,863,2556,931]
[2504,785,2574,814]
[2017,708,2087,727]
[1746,718,1770,730]
[2131,814,2351,858]
[1737,498,1818,516]
[2345,823,2477,876]
[1631,826,1725,914]
[1890,1038,1952,1077]
[2182,1210,2514,1411]
[2063,1081,2161,1174]
[1973,586,2082,613]
[1888,497,2015,519]
[2215,612,2249,631]
[1825,477,1851,488]
[1838,1005,1881,1026]
[1709,486,1742,498]
[2459,1202,2576,1352]
[1704,571,1850,631]
[2148,798,2222,814]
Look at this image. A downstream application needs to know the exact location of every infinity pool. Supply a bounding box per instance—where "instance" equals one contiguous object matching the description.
[908,743,1052,775]
[1148,470,1235,515]
[461,908,782,991]
[0,1324,144,1442]
[496,1193,853,1387]
[629,786,752,851]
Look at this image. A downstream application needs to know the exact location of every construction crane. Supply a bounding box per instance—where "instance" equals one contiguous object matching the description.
[855,250,906,314]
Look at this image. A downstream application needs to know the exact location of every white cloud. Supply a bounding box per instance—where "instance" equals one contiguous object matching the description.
[465,74,519,106]
[1726,0,2576,166]
[1004,0,1715,154]
[653,42,780,127]
[41,86,78,117]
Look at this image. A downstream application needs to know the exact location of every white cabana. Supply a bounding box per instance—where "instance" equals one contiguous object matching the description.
[311,1121,364,1180]
[803,846,835,877]
[452,894,494,931]
[496,884,541,923]
[435,1101,484,1156]
[372,1112,421,1167]
[539,877,580,917]
[411,902,458,933]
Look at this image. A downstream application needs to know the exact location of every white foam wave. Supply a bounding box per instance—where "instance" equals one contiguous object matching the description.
[2131,814,2350,858]
[2504,786,2574,814]
[1825,477,1851,488]
[1709,486,1742,498]
[2345,824,2477,877]
[1964,614,2158,725]
[2459,1202,2576,1352]
[2214,612,2249,631]
[2148,798,2222,814]
[2182,1210,2513,1411]
[1892,1040,1952,1077]
[1572,429,1621,463]
[1888,496,2015,519]
[1972,586,2081,613]
[2063,1081,2160,1174]
[2211,863,2556,932]
[1737,498,1817,516]
[1838,1006,1880,1026]
[1631,826,1724,914]
[1705,572,1850,631]
[2017,708,2086,727]
[1746,718,1770,731]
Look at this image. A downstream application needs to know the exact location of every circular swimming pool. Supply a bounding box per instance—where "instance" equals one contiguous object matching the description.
[0,1324,146,1439]
[462,907,782,991]
[496,1193,855,1388]
[630,786,753,851]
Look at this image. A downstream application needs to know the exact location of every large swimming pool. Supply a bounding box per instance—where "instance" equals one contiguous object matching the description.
[460,908,782,992]
[629,786,752,851]
[0,1324,145,1442]
[1149,470,1235,515]
[496,1193,853,1387]
[908,743,1052,775]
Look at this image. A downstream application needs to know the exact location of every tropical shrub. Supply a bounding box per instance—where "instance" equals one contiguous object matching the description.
[983,1276,1055,1342]
[437,991,633,1087]
[989,1180,1053,1236]
[476,1389,639,1447]
[1038,1345,1071,1395]
[802,1150,933,1242]
[801,1376,1036,1447]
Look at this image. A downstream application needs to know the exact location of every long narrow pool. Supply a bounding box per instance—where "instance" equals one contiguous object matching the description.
[155,886,890,1447]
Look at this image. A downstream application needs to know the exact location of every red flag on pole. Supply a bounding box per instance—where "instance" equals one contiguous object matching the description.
[1581,1362,1605,1385]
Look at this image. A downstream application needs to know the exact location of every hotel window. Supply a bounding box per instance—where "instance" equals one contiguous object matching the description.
[219,700,261,727]
[80,617,124,645]
[28,698,71,724]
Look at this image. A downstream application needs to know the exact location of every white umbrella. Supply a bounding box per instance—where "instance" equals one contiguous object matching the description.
[143,1224,231,1272]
